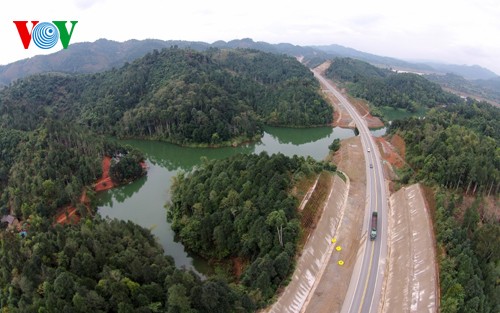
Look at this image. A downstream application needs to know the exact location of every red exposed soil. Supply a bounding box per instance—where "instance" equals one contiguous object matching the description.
[375,136,406,169]
[55,156,117,225]
[55,206,80,225]
[332,109,341,127]
[389,134,406,159]
[232,257,245,280]
[347,96,385,128]
[94,156,115,192]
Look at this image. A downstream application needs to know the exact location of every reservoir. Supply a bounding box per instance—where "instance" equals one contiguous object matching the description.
[97,126,355,273]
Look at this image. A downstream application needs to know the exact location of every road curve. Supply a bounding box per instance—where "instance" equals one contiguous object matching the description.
[313,70,388,313]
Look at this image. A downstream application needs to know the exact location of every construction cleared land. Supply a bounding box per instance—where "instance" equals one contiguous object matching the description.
[380,184,438,313]
[266,66,438,313]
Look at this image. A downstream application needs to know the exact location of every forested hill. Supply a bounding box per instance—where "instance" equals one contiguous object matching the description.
[390,100,499,191]
[326,57,461,111]
[0,48,332,146]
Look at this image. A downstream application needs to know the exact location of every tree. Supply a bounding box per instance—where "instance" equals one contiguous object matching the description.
[167,284,191,313]
[328,138,341,152]
[266,210,287,247]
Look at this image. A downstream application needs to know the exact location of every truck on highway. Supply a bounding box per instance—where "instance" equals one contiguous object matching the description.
[370,212,378,240]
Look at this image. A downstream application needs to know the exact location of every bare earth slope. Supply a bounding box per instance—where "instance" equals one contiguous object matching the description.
[303,137,368,313]
[381,184,438,313]
[267,172,348,313]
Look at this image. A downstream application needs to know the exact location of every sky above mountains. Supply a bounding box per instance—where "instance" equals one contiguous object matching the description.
[2,0,499,75]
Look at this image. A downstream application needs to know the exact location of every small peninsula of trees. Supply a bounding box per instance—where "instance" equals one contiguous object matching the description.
[167,152,329,306]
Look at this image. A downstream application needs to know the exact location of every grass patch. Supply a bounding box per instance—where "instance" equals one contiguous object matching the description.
[336,171,347,182]
[292,174,319,204]
[379,106,427,121]
[298,171,333,248]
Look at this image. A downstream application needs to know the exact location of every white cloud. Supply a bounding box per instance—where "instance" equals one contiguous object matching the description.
[73,0,106,10]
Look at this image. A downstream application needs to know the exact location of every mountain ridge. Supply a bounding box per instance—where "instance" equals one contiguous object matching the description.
[1,38,497,87]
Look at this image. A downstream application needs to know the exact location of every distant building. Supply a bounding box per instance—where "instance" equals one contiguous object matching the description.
[1,215,15,225]
[1,215,20,231]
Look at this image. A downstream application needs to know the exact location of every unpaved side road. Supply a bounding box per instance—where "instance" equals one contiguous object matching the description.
[380,184,437,313]
[267,172,349,313]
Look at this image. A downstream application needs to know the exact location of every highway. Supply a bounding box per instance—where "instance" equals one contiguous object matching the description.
[313,71,388,313]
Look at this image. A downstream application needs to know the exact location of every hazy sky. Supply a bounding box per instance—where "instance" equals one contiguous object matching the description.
[2,0,499,74]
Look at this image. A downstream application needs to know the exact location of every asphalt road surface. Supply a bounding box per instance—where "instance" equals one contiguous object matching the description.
[313,71,388,313]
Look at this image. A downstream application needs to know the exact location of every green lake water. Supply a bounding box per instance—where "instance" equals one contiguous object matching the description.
[97,126,355,273]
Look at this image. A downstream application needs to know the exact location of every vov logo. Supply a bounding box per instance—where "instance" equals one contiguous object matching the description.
[13,21,78,49]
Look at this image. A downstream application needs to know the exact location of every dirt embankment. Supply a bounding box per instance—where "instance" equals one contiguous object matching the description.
[345,95,385,129]
[302,136,367,313]
[381,184,438,313]
[373,134,438,313]
[267,165,351,313]
[373,134,408,192]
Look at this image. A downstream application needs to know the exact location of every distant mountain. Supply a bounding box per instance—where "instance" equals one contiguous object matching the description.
[0,39,212,87]
[1,38,497,88]
[477,76,500,89]
[326,58,461,111]
[213,38,328,62]
[425,63,498,80]
[0,38,328,87]
[313,44,498,81]
[312,44,435,72]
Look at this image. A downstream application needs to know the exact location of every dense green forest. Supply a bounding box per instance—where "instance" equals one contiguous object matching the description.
[389,100,499,313]
[167,153,329,306]
[0,128,26,192]
[434,192,499,313]
[389,100,499,193]
[0,48,332,146]
[326,58,461,111]
[0,217,254,312]
[0,120,144,220]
